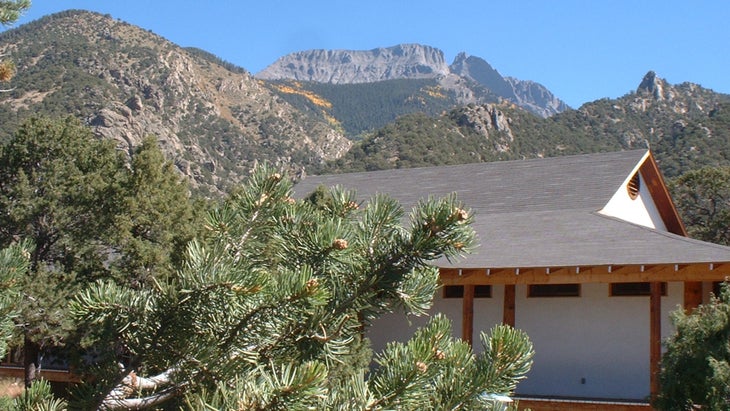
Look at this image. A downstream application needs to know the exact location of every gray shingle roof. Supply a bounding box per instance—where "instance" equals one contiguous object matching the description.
[294,150,730,268]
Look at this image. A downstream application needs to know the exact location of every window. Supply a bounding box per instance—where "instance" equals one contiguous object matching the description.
[713,281,726,297]
[627,172,641,199]
[610,282,667,296]
[528,284,580,297]
[442,285,492,299]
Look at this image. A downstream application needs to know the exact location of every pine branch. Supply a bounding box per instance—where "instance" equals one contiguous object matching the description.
[97,366,184,410]
[99,384,184,410]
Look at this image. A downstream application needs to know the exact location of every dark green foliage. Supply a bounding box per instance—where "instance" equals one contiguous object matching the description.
[108,136,201,285]
[184,46,248,74]
[655,284,730,410]
[324,87,730,182]
[669,166,730,245]
[70,165,532,409]
[303,184,335,209]
[0,241,29,358]
[0,117,125,359]
[322,105,608,173]
[0,117,200,387]
[267,78,463,137]
[653,103,730,178]
[0,379,67,410]
[368,314,533,410]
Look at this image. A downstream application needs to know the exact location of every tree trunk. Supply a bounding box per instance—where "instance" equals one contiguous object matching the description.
[23,335,40,388]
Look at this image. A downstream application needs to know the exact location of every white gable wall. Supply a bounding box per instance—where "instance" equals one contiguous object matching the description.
[599,165,667,231]
[514,282,679,399]
[366,283,681,400]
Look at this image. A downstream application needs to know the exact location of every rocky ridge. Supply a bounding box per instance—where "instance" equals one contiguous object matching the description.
[0,10,351,194]
[256,44,450,84]
[325,71,730,176]
[257,45,569,117]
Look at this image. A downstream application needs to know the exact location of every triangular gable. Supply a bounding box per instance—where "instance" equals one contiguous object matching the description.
[599,151,685,235]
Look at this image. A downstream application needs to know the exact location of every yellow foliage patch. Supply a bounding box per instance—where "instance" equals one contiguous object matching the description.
[273,83,333,108]
[0,60,16,82]
[423,86,446,99]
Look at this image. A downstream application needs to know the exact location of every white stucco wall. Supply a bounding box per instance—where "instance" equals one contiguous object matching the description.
[366,282,682,400]
[599,168,667,231]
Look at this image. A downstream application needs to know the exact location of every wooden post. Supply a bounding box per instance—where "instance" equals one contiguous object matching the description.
[684,281,703,311]
[503,285,516,326]
[650,281,662,401]
[462,284,474,345]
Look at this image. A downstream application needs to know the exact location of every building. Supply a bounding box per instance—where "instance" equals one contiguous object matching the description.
[294,150,730,410]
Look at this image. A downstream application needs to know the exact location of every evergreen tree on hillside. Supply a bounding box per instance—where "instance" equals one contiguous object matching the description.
[0,117,199,387]
[108,136,201,286]
[0,117,125,386]
[669,166,730,245]
[70,165,534,410]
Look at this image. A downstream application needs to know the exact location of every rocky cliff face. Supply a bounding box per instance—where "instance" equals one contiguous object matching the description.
[504,77,569,117]
[450,104,515,152]
[449,53,515,101]
[256,44,450,84]
[258,45,568,118]
[450,53,569,117]
[607,71,725,119]
[0,11,351,194]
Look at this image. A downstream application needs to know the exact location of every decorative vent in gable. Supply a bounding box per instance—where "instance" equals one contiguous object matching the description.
[627,172,640,200]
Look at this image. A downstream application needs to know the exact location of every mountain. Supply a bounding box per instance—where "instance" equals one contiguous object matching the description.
[256,44,450,84]
[256,44,569,118]
[0,10,351,195]
[449,53,568,117]
[2,11,728,196]
[323,72,730,177]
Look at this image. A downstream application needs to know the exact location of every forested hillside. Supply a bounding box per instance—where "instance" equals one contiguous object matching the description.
[323,72,730,179]
[266,78,485,137]
[2,11,730,194]
[0,10,351,195]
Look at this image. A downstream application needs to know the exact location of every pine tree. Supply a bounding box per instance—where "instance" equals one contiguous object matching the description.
[655,284,730,410]
[0,118,200,387]
[0,242,28,359]
[0,243,69,411]
[0,0,30,88]
[669,166,730,246]
[0,0,29,26]
[107,136,201,287]
[0,117,125,386]
[71,165,534,409]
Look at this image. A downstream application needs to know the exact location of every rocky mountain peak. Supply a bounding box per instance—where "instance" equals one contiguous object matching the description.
[449,53,569,117]
[255,43,449,84]
[637,70,672,101]
[449,53,515,99]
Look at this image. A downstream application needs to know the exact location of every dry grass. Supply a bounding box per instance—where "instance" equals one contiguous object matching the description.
[0,377,23,398]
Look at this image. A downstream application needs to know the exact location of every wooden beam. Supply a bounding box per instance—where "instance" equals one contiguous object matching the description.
[0,366,81,383]
[440,263,730,285]
[640,153,687,236]
[516,398,650,411]
[503,285,516,326]
[650,282,662,401]
[462,284,474,345]
[684,281,703,311]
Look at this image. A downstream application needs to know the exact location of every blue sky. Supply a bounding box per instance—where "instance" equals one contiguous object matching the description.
[2,0,728,108]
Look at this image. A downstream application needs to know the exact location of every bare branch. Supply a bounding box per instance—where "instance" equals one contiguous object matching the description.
[98,384,185,411]
[97,366,183,410]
